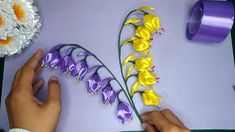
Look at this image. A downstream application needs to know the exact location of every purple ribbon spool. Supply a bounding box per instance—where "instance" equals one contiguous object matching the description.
[186,0,234,43]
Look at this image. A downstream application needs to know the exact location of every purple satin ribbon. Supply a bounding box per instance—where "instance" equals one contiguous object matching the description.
[186,0,234,43]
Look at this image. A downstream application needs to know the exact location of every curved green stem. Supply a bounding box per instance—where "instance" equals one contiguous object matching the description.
[117,90,123,102]
[118,10,143,123]
[126,74,137,82]
[130,23,138,29]
[128,61,135,64]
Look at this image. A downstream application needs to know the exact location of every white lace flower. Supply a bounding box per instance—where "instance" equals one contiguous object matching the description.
[0,0,41,57]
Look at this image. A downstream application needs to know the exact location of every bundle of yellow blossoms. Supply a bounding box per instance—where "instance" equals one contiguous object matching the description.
[120,6,161,106]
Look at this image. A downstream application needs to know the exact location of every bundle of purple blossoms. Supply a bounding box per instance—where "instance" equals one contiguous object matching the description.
[41,6,163,124]
[41,44,132,123]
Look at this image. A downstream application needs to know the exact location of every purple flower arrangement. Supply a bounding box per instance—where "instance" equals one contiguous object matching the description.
[41,44,133,123]
[42,6,163,125]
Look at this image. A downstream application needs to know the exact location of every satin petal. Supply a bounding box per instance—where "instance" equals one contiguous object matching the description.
[137,6,155,11]
[122,53,135,67]
[144,14,161,33]
[121,37,136,46]
[124,18,141,25]
[135,56,153,71]
[131,81,140,96]
[125,64,134,79]
[138,70,157,87]
[132,39,151,54]
[135,26,151,40]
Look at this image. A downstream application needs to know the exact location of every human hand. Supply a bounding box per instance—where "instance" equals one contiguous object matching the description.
[141,109,190,132]
[5,49,61,132]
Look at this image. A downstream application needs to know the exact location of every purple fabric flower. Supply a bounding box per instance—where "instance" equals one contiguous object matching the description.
[101,86,116,105]
[67,58,77,75]
[42,51,61,68]
[117,102,133,124]
[60,56,74,73]
[87,73,102,94]
[41,45,65,68]
[70,61,89,80]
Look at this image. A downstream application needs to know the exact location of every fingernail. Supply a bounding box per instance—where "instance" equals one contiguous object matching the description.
[36,49,43,54]
[141,115,147,120]
[50,76,58,81]
[142,123,146,129]
[35,49,43,58]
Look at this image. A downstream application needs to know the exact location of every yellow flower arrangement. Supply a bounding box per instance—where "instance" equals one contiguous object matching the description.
[119,6,162,111]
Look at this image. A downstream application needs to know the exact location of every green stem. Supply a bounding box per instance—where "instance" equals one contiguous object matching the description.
[130,23,138,29]
[117,90,123,102]
[128,61,135,64]
[126,74,137,82]
[118,10,143,123]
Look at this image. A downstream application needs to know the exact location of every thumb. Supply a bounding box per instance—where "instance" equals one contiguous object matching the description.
[142,123,156,132]
[47,76,61,108]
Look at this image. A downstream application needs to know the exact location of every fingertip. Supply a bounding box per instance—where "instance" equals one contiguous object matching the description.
[33,79,44,95]
[142,123,147,129]
[34,49,43,59]
[50,76,58,81]
[48,76,60,91]
[141,114,149,121]
[47,76,61,106]
[37,49,43,55]
[142,122,155,132]
[38,79,44,85]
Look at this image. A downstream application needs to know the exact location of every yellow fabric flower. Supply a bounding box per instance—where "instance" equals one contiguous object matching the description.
[122,53,135,66]
[135,26,151,40]
[135,56,153,71]
[125,64,134,79]
[125,18,141,25]
[132,38,151,54]
[131,81,140,96]
[137,6,155,11]
[142,90,161,106]
[138,70,156,87]
[144,14,160,33]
